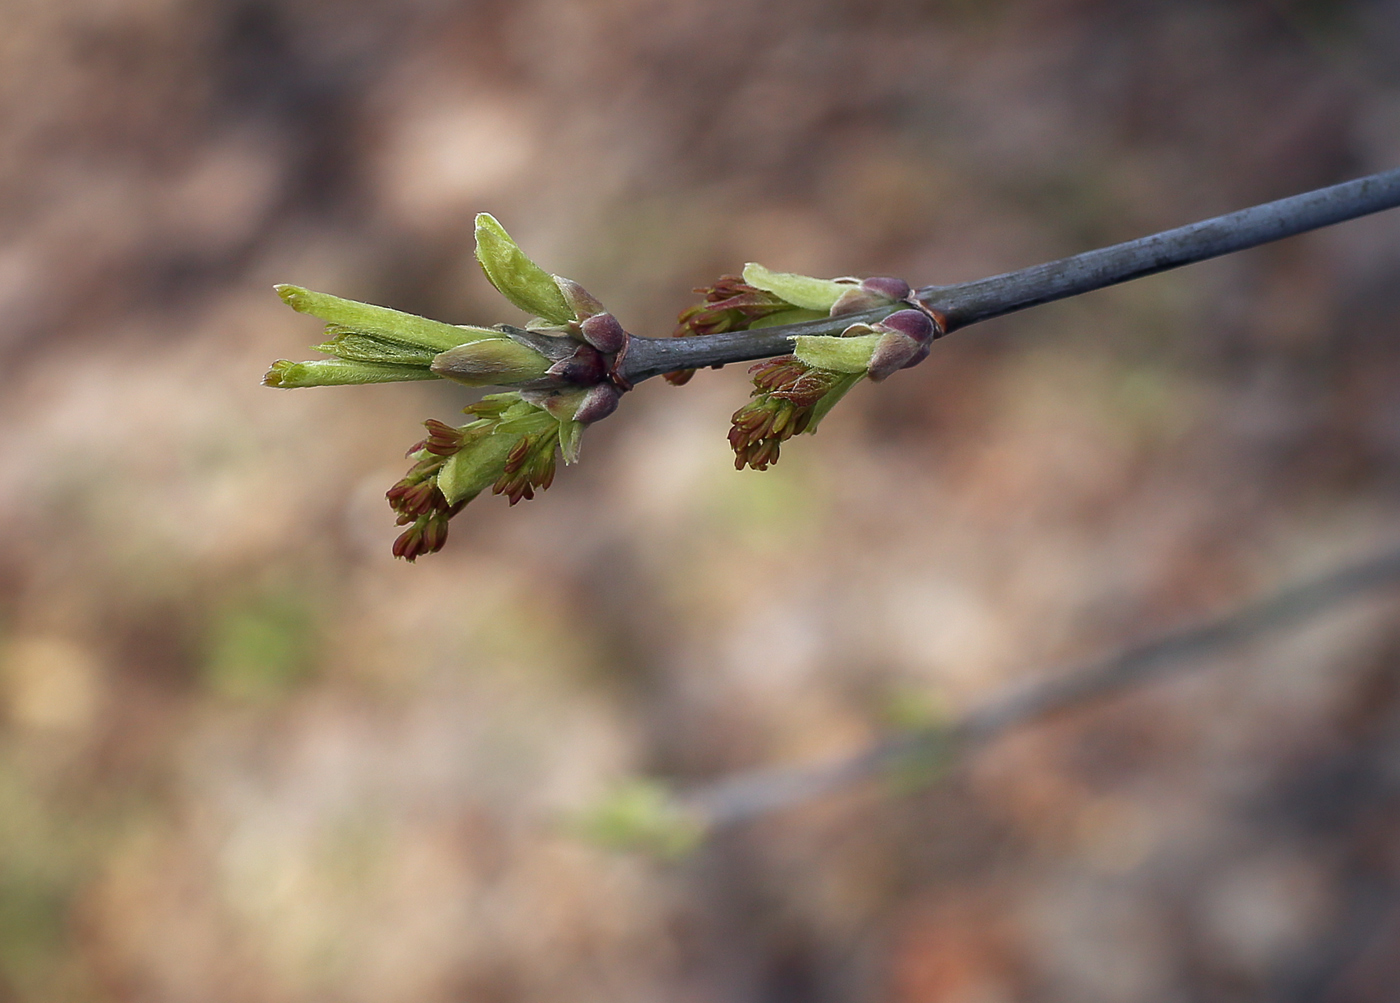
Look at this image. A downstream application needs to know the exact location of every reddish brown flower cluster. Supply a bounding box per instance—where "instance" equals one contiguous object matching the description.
[728,356,848,471]
[447,395,562,507]
[387,420,470,561]
[494,433,557,505]
[414,418,466,457]
[666,277,795,385]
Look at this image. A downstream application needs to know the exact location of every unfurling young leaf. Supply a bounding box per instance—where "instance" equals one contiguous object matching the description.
[266,283,516,388]
[315,327,441,366]
[473,213,576,324]
[740,262,855,312]
[262,358,441,388]
[275,284,497,352]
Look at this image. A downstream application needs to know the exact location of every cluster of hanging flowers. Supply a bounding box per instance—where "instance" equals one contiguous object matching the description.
[668,267,941,470]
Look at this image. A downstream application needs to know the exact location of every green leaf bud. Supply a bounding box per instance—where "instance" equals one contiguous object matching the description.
[792,332,882,373]
[274,285,492,352]
[473,213,575,324]
[741,262,857,312]
[263,358,440,388]
[569,779,705,859]
[430,337,553,387]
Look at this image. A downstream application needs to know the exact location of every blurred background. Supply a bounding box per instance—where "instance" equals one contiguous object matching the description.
[2,0,1400,1000]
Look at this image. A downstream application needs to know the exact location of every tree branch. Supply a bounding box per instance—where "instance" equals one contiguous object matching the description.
[620,168,1400,385]
[680,544,1400,830]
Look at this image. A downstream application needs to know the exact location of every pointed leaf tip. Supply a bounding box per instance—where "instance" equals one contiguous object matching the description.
[558,419,584,465]
[274,284,308,310]
[263,360,293,386]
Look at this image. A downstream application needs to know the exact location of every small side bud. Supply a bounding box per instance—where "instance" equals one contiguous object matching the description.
[876,308,935,343]
[865,310,936,381]
[521,382,620,426]
[572,383,621,425]
[474,214,575,324]
[860,276,912,300]
[521,388,587,423]
[901,342,932,370]
[829,276,915,317]
[546,343,607,385]
[864,310,937,381]
[866,333,922,381]
[578,312,628,354]
[431,338,552,387]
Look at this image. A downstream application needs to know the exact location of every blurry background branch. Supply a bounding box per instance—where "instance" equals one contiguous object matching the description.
[681,544,1400,831]
[622,168,1400,383]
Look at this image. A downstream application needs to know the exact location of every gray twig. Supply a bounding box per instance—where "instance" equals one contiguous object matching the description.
[682,545,1400,829]
[620,168,1400,384]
